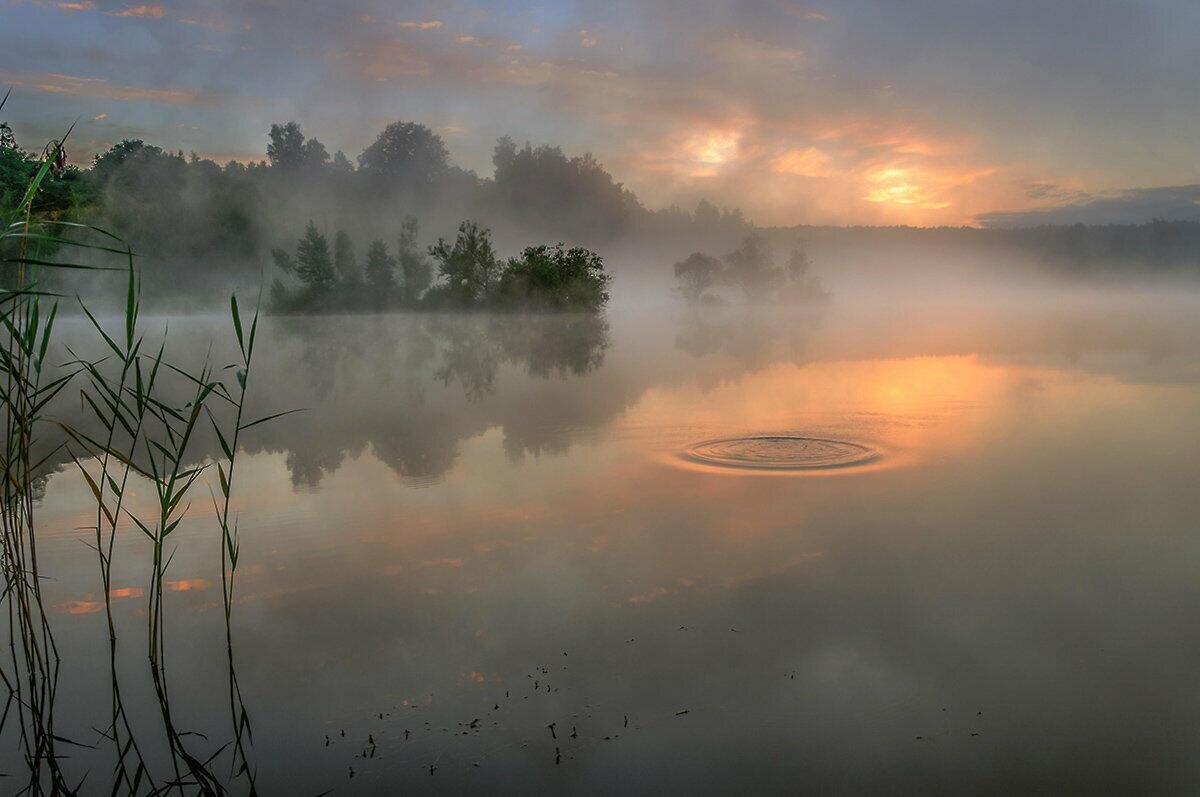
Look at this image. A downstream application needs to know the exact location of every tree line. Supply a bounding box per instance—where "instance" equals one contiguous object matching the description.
[270,217,610,313]
[5,107,1200,299]
[0,113,750,301]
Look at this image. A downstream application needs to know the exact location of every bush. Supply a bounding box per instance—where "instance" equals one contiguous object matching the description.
[496,244,611,311]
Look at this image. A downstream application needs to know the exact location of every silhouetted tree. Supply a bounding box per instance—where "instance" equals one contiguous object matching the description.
[491,136,641,243]
[331,150,353,173]
[295,222,336,292]
[673,252,722,304]
[303,138,330,168]
[780,240,829,301]
[267,122,307,170]
[723,233,783,300]
[357,122,448,190]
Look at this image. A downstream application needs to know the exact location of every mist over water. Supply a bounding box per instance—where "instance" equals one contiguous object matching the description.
[7,1,1200,789]
[19,262,1200,792]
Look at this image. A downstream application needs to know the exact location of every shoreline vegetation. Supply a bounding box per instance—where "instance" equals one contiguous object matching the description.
[1,91,280,793]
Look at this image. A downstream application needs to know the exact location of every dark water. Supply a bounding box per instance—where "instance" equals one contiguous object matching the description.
[20,287,1200,793]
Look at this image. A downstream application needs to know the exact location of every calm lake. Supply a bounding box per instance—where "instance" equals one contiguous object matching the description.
[18,284,1200,793]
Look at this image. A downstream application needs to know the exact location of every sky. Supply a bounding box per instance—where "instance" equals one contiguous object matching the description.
[3,0,1200,228]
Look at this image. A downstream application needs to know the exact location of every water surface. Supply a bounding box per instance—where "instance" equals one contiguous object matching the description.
[22,287,1200,793]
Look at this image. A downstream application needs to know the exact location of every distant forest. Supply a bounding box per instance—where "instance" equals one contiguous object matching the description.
[3,113,1200,306]
[764,222,1200,278]
[0,117,750,302]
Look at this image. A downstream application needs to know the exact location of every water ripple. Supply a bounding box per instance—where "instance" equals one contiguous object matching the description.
[683,435,879,471]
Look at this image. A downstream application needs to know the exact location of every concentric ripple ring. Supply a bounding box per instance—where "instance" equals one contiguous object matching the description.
[683,435,879,471]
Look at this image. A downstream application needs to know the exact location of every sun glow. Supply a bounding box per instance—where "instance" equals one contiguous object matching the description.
[686,130,741,166]
[864,166,946,207]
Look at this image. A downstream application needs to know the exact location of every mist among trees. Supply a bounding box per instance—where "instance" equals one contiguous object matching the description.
[674,234,829,305]
[3,110,1200,310]
[270,217,610,313]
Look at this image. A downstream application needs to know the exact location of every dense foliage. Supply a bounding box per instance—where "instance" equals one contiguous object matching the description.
[496,244,611,311]
[269,217,608,313]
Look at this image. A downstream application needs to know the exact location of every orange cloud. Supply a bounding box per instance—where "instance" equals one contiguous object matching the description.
[772,146,834,178]
[398,19,442,30]
[863,164,997,210]
[108,4,165,18]
[56,1,95,10]
[165,579,211,592]
[3,72,207,104]
[58,600,103,615]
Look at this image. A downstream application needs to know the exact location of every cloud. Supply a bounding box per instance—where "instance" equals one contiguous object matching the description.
[711,37,805,71]
[397,19,442,30]
[1023,181,1092,203]
[777,2,826,21]
[771,146,833,178]
[978,185,1200,227]
[179,13,241,32]
[107,4,165,18]
[18,0,1168,226]
[0,71,209,105]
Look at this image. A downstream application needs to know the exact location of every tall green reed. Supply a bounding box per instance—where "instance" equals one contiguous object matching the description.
[2,91,277,793]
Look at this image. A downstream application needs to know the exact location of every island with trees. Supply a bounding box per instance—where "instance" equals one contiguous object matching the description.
[270,218,611,314]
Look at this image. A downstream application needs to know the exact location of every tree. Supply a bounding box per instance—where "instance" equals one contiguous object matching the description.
[267,122,307,170]
[397,216,432,304]
[271,248,294,274]
[723,233,782,300]
[428,221,499,305]
[331,150,353,173]
[333,230,359,286]
[303,138,330,169]
[357,121,448,190]
[673,252,722,304]
[490,137,640,242]
[295,222,336,292]
[781,240,828,302]
[364,240,396,299]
